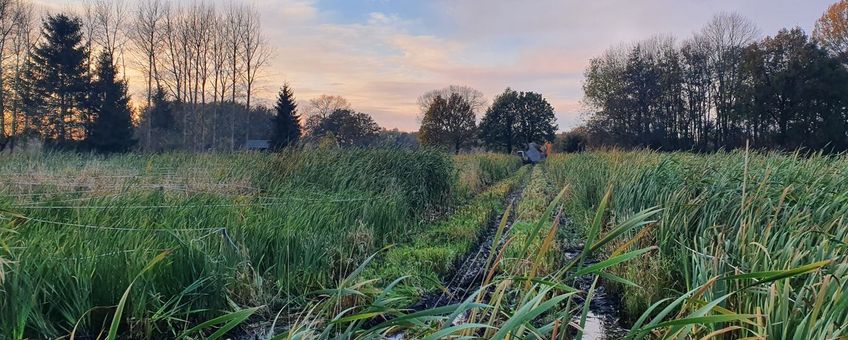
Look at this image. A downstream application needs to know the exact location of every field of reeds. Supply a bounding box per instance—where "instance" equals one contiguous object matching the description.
[1,148,845,339]
[0,148,522,338]
[545,151,848,338]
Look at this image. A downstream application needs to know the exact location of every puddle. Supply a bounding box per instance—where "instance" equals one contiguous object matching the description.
[581,312,606,339]
[562,222,630,339]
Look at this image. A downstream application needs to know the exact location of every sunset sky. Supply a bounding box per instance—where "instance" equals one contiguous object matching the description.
[42,0,834,131]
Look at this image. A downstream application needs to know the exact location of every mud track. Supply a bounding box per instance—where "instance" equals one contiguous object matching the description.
[560,213,629,339]
[412,169,529,310]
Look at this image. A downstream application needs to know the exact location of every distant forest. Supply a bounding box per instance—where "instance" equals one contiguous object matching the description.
[581,4,848,153]
[0,0,277,152]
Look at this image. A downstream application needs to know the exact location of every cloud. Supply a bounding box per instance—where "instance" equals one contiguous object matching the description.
[37,0,837,132]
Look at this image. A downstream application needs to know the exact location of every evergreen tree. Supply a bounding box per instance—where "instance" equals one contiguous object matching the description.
[150,86,176,130]
[87,51,136,153]
[271,83,301,150]
[24,14,90,147]
[419,93,476,154]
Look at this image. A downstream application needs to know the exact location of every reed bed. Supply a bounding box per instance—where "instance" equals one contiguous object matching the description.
[0,149,520,338]
[365,165,530,294]
[546,150,848,338]
[282,168,663,339]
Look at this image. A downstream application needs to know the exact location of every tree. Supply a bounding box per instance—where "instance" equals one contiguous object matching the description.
[515,91,558,147]
[419,93,476,153]
[554,127,588,153]
[696,12,759,146]
[24,13,90,147]
[271,83,301,150]
[582,15,848,153]
[87,51,136,153]
[148,85,175,130]
[312,109,380,147]
[131,0,166,149]
[0,0,26,140]
[241,4,273,144]
[417,85,486,114]
[737,28,848,151]
[814,0,848,60]
[479,89,557,153]
[479,89,519,153]
[305,94,351,133]
[1,0,35,149]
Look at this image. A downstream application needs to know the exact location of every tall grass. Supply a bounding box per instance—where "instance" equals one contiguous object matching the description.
[546,150,848,338]
[0,149,520,338]
[454,152,523,196]
[279,178,664,339]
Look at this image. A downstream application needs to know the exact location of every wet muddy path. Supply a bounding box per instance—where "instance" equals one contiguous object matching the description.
[560,213,629,339]
[413,173,527,310]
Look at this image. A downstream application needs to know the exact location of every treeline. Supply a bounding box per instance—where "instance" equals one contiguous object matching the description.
[583,6,848,152]
[0,0,273,152]
[417,86,558,154]
[268,88,419,151]
[269,85,560,154]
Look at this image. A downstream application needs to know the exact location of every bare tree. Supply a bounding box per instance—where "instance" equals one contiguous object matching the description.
[305,95,352,133]
[131,0,166,107]
[417,85,486,115]
[225,2,245,150]
[210,11,230,148]
[0,0,18,139]
[130,0,166,150]
[694,12,758,145]
[240,4,272,143]
[8,0,34,144]
[92,0,128,58]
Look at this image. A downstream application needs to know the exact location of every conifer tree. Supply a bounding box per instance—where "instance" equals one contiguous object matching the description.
[24,14,90,147]
[271,83,302,150]
[88,51,136,153]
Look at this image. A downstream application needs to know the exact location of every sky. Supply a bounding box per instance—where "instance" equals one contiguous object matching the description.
[40,0,835,131]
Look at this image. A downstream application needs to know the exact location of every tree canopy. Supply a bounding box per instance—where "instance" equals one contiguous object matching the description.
[584,13,848,152]
[311,109,380,147]
[479,88,557,153]
[419,93,477,153]
[814,0,848,60]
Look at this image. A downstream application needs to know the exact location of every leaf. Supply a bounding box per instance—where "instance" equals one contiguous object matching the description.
[106,250,171,340]
[177,307,260,339]
[575,246,657,276]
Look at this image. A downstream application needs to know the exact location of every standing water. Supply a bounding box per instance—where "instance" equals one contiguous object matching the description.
[561,220,630,339]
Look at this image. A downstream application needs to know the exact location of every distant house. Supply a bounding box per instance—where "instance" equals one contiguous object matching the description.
[245,139,270,151]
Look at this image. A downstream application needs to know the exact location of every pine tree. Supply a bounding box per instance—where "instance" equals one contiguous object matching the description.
[25,14,90,147]
[87,51,136,153]
[271,83,302,150]
[149,86,175,130]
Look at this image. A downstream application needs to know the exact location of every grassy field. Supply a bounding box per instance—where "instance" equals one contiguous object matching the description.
[0,149,521,338]
[546,151,848,338]
[1,148,844,339]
